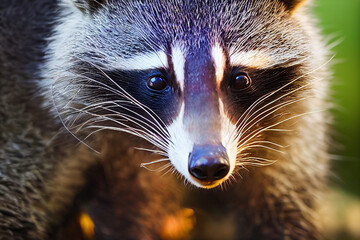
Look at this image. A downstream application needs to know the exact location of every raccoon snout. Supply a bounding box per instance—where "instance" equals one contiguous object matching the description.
[188,144,229,185]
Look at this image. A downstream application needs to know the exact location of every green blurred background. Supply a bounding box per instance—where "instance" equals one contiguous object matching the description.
[315,0,360,197]
[315,1,360,239]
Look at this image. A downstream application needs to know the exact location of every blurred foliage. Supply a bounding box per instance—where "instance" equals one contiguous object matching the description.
[315,0,360,196]
[315,1,360,239]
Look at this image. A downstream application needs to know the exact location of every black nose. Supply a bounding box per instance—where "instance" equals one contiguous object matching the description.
[188,144,230,182]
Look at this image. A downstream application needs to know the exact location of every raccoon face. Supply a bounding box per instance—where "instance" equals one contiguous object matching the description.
[47,0,314,188]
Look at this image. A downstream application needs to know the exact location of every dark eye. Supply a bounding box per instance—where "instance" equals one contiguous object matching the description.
[147,76,168,91]
[230,73,252,90]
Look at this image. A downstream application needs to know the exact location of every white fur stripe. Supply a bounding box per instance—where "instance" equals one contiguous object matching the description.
[229,50,272,68]
[212,44,226,86]
[219,100,237,178]
[167,103,194,183]
[110,51,168,70]
[171,45,185,91]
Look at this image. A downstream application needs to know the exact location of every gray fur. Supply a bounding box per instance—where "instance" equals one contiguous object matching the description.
[0,0,98,238]
[0,0,58,238]
[0,0,330,239]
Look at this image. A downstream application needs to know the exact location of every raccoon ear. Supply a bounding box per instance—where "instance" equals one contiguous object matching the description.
[279,0,307,12]
[71,0,104,14]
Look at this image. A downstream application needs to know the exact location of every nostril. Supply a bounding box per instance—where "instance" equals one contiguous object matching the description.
[191,166,208,180]
[213,164,229,180]
[189,157,209,180]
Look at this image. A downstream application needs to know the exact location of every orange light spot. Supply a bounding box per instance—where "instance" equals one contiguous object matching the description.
[79,212,95,240]
[161,208,196,240]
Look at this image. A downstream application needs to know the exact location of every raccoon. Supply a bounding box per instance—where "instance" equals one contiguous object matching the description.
[0,0,331,239]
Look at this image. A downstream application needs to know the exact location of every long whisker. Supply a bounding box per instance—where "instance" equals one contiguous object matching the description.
[141,162,172,172]
[238,109,326,149]
[230,56,333,142]
[238,144,284,154]
[67,107,169,150]
[245,140,287,148]
[140,158,170,167]
[67,106,170,151]
[51,77,101,154]
[73,102,169,140]
[135,147,168,157]
[76,57,169,133]
[68,72,170,138]
[237,97,308,138]
[85,124,169,151]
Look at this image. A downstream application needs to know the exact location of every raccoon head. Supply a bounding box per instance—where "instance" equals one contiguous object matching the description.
[46,0,323,188]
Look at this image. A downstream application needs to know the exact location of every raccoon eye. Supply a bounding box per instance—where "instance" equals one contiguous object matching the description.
[230,73,251,90]
[147,76,168,91]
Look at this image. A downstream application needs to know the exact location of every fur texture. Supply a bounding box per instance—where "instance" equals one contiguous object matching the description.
[0,0,331,239]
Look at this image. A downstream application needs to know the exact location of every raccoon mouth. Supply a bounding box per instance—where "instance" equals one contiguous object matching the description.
[191,179,226,189]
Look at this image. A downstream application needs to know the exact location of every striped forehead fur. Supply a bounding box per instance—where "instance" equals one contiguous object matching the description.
[229,50,272,69]
[171,45,186,91]
[75,0,309,60]
[211,44,227,87]
[42,0,314,117]
[108,51,168,71]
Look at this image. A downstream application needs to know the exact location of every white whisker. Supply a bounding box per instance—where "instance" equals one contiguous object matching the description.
[135,148,168,157]
[141,162,172,172]
[140,158,170,166]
